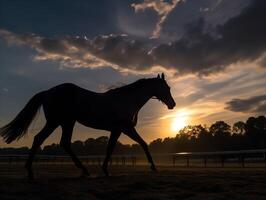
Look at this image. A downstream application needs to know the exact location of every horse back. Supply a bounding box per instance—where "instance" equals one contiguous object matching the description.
[42,83,135,130]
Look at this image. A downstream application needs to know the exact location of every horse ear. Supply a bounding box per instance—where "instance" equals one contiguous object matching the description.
[161,73,165,80]
[157,74,160,79]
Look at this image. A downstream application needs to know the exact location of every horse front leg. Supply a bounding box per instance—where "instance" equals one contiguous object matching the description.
[123,127,157,172]
[25,122,58,180]
[60,122,90,177]
[102,130,121,176]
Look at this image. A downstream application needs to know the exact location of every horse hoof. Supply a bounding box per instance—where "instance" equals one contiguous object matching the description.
[103,169,109,177]
[80,171,90,177]
[104,171,109,177]
[27,172,34,181]
[102,166,109,177]
[150,165,157,172]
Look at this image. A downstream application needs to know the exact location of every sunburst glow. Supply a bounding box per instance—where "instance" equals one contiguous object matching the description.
[171,110,189,132]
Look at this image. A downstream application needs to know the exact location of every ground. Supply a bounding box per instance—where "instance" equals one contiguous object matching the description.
[0,165,266,200]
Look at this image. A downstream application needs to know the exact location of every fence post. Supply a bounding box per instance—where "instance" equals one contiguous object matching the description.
[241,154,245,168]
[172,155,176,166]
[9,156,12,165]
[122,156,125,166]
[109,158,112,166]
[97,157,101,165]
[131,156,136,167]
[221,155,224,168]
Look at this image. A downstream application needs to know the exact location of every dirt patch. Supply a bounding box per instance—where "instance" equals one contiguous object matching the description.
[0,165,266,200]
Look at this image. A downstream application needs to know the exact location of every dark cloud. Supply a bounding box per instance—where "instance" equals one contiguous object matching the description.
[225,95,266,113]
[159,0,251,40]
[257,54,266,68]
[152,0,266,74]
[131,0,181,38]
[0,0,265,75]
[92,35,155,69]
[0,30,154,70]
[39,38,68,54]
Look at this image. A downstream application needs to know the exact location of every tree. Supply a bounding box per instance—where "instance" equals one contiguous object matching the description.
[245,116,266,148]
[245,117,258,137]
[245,116,266,137]
[178,125,204,139]
[209,121,231,150]
[232,121,245,135]
[209,121,231,137]
[72,140,84,154]
[256,116,266,135]
[150,138,163,153]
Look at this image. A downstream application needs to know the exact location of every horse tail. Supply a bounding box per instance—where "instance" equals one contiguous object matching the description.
[0,91,46,144]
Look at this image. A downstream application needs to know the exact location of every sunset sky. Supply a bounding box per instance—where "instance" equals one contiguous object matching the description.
[0,0,266,147]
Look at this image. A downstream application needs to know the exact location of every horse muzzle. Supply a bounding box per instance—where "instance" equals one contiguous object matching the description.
[167,101,176,110]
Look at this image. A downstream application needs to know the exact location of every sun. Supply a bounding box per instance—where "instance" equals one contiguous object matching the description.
[171,110,189,132]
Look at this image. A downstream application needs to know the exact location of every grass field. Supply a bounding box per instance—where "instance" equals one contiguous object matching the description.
[0,164,266,200]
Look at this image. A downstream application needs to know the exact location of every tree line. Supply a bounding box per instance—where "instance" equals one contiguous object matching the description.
[0,115,265,155]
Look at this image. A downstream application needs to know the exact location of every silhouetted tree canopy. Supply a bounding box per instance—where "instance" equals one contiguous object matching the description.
[0,115,265,155]
[232,121,245,135]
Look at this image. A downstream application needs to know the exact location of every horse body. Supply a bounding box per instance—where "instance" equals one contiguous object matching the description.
[0,74,175,179]
[42,82,151,131]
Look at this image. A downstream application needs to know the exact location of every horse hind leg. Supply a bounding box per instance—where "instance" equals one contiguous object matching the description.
[25,122,58,180]
[123,127,157,172]
[102,130,121,176]
[60,122,90,177]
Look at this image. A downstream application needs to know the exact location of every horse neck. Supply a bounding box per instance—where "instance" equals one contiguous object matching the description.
[127,81,154,111]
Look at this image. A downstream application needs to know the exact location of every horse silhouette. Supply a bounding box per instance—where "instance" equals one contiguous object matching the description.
[0,73,175,179]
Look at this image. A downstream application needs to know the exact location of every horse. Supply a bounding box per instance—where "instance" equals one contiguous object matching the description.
[0,73,176,179]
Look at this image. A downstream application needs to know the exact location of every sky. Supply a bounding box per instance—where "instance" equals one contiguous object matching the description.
[0,0,266,147]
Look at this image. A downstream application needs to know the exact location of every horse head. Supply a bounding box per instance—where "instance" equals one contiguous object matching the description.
[153,73,176,110]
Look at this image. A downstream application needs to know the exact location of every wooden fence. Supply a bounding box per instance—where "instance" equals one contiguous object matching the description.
[0,149,266,168]
[172,149,266,167]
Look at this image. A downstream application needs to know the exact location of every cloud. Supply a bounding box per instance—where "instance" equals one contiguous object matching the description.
[173,70,251,108]
[0,0,266,76]
[0,29,40,47]
[225,95,266,114]
[159,0,251,41]
[0,30,153,73]
[0,29,112,69]
[131,0,181,38]
[151,0,266,74]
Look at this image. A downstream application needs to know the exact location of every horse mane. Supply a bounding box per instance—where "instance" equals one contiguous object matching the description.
[106,78,155,94]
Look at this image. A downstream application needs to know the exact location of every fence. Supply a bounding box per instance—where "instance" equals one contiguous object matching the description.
[172,149,266,167]
[0,154,137,167]
[0,149,266,168]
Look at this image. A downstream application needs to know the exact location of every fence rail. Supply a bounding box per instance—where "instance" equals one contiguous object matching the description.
[0,149,266,168]
[172,149,266,167]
